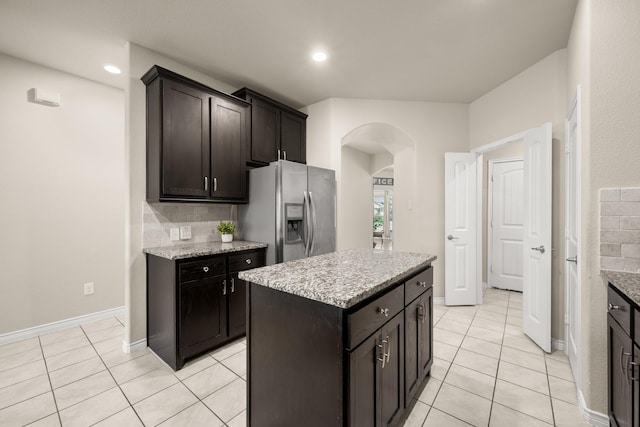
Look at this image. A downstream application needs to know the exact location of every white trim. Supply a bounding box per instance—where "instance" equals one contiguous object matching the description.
[0,306,125,346]
[122,338,147,354]
[578,389,609,427]
[551,338,565,351]
[433,297,445,305]
[476,154,484,305]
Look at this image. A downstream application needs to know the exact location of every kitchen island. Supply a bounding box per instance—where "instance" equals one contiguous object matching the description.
[239,248,436,427]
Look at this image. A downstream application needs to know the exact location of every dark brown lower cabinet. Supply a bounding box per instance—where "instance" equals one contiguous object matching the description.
[349,313,404,427]
[147,248,265,370]
[247,265,433,427]
[608,308,633,427]
[405,287,433,402]
[179,275,227,359]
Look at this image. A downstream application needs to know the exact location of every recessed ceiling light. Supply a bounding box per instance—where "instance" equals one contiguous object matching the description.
[312,51,328,62]
[103,64,121,74]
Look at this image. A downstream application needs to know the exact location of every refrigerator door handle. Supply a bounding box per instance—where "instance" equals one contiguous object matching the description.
[303,191,311,256]
[308,191,317,256]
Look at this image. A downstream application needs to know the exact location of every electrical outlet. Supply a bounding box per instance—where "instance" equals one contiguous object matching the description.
[170,228,180,241]
[84,282,95,296]
[180,225,192,240]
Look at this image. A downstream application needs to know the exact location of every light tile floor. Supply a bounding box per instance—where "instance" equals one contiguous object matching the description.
[0,287,592,426]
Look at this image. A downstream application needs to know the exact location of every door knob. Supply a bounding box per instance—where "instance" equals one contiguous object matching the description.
[447,235,459,241]
[566,256,577,264]
[531,245,545,254]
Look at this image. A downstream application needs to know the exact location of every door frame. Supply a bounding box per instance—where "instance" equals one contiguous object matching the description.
[487,157,524,291]
[565,86,582,387]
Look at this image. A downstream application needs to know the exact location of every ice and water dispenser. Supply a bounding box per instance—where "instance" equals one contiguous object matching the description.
[285,203,304,244]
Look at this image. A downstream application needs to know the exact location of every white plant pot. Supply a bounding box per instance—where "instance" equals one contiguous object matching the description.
[221,233,233,243]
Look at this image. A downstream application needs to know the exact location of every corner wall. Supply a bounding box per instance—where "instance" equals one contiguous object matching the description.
[469,50,568,343]
[0,53,125,334]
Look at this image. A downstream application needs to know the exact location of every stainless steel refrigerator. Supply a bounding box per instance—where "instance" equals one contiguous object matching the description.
[239,160,336,265]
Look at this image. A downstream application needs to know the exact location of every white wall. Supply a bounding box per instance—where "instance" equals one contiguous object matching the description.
[126,43,236,344]
[572,0,640,414]
[0,53,125,334]
[469,50,568,343]
[306,99,469,298]
[340,146,375,250]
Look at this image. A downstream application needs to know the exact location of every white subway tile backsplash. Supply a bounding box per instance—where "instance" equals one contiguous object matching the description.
[142,202,237,248]
[600,187,640,272]
[600,188,621,202]
[601,216,620,230]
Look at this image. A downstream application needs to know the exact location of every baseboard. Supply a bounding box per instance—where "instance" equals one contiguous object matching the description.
[577,389,609,427]
[552,338,565,351]
[0,306,125,346]
[122,338,147,354]
[433,297,445,305]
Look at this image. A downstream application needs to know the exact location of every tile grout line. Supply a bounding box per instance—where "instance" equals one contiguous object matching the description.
[37,334,64,427]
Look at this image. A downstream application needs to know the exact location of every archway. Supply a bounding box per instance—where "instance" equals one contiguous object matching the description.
[339,123,416,251]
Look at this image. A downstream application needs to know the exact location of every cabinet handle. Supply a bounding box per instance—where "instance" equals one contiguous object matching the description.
[608,303,620,311]
[231,277,235,293]
[213,177,218,192]
[223,279,227,295]
[629,358,640,382]
[377,307,389,317]
[203,266,209,273]
[377,341,386,367]
[418,303,426,323]
[278,149,281,160]
[621,349,632,385]
[204,176,208,191]
[283,150,287,160]
[245,258,252,265]
[384,335,391,364]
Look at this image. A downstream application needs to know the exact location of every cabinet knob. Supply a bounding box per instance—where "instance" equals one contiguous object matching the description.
[418,281,427,288]
[203,266,209,273]
[245,259,252,264]
[608,303,620,311]
[377,307,389,317]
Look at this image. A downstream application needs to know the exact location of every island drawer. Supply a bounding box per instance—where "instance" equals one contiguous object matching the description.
[228,250,266,273]
[346,284,404,349]
[405,266,433,304]
[608,285,631,335]
[179,257,226,283]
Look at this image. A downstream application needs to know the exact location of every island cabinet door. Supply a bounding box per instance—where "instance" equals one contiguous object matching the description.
[349,313,404,427]
[227,273,246,339]
[405,287,433,403]
[420,288,434,378]
[608,313,633,427]
[179,275,227,359]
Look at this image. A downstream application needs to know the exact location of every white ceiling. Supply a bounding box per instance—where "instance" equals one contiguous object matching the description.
[0,0,577,108]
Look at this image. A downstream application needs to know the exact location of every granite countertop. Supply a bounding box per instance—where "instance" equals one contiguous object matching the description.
[239,248,436,309]
[143,241,268,260]
[602,270,640,306]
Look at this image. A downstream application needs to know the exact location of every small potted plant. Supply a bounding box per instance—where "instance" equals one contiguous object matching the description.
[217,221,236,243]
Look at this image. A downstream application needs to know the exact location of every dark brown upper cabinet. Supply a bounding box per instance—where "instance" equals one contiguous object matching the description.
[142,66,250,203]
[232,88,307,166]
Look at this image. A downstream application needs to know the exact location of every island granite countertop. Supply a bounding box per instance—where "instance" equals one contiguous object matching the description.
[239,248,436,309]
[143,241,268,260]
[602,269,640,307]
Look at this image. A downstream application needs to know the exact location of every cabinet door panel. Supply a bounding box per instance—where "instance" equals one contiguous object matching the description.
[280,111,306,164]
[228,273,247,339]
[380,314,404,427]
[179,275,227,359]
[405,297,421,402]
[349,332,380,427]
[162,80,209,198]
[420,288,434,378]
[608,314,633,427]
[210,97,248,201]
[251,99,280,164]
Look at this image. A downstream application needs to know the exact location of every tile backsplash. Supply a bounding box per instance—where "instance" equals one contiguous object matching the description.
[143,202,237,248]
[600,187,640,272]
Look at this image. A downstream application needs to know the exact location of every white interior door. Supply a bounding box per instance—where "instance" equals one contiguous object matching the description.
[444,153,478,306]
[566,88,581,382]
[489,160,524,292]
[522,123,553,353]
